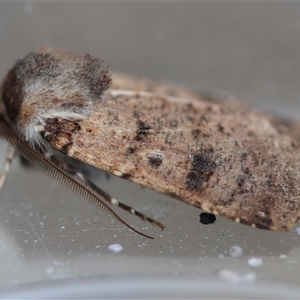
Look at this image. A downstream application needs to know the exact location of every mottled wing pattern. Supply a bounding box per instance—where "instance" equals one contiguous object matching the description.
[45,90,300,231]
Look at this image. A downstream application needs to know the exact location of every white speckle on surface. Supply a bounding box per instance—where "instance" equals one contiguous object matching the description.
[229,245,243,258]
[108,243,123,253]
[218,269,257,284]
[296,227,300,235]
[248,257,263,267]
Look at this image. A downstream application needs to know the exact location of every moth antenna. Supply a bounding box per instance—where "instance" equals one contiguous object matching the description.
[49,155,165,230]
[0,119,154,239]
[0,145,15,190]
[75,172,165,230]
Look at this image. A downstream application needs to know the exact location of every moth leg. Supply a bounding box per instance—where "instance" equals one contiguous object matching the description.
[77,172,165,230]
[0,145,16,190]
[50,155,165,230]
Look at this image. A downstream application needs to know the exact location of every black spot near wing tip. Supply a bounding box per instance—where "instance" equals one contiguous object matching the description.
[186,153,217,192]
[135,120,151,141]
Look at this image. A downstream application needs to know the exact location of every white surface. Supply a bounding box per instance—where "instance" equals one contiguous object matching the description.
[1,276,300,299]
[0,2,300,298]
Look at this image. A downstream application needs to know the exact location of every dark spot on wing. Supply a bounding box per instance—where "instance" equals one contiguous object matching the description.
[191,129,201,140]
[135,120,151,141]
[121,173,132,180]
[186,153,217,192]
[237,174,248,187]
[217,123,225,134]
[169,119,178,129]
[41,117,81,153]
[61,142,74,154]
[126,147,136,156]
[240,152,248,162]
[148,153,163,169]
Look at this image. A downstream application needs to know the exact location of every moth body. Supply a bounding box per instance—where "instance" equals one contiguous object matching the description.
[1,47,300,235]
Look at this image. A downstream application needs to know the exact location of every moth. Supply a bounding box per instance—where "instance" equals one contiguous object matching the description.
[0,47,300,239]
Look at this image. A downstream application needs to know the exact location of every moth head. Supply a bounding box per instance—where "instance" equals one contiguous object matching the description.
[1,47,112,146]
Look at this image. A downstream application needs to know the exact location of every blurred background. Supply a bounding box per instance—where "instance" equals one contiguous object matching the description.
[0,2,300,298]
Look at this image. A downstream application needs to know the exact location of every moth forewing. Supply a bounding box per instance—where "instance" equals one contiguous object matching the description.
[59,89,300,231]
[1,46,300,237]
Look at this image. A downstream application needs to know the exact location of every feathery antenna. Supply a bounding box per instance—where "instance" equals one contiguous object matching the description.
[0,118,156,239]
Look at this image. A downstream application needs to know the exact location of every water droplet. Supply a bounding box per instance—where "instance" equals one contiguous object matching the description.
[108,243,123,253]
[248,257,263,267]
[229,245,243,258]
[218,269,257,284]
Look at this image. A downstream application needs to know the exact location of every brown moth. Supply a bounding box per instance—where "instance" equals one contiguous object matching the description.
[0,47,300,239]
